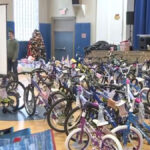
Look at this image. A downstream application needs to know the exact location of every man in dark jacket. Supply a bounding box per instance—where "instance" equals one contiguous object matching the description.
[7,30,19,74]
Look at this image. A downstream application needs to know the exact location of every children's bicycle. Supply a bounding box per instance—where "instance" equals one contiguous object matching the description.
[24,71,65,116]
[65,91,123,150]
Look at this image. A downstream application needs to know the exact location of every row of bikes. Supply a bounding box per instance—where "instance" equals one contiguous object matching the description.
[1,52,150,149]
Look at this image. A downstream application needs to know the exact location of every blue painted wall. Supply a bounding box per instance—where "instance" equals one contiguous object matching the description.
[39,23,51,60]
[75,23,91,56]
[18,42,28,59]
[6,21,90,59]
[7,21,28,59]
[7,21,14,39]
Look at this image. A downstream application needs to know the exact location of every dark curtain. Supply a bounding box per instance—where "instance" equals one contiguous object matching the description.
[133,0,150,49]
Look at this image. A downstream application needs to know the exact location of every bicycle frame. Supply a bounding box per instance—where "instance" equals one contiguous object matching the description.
[31,79,50,110]
[121,78,150,144]
[89,86,118,127]
[125,111,150,144]
[77,103,105,149]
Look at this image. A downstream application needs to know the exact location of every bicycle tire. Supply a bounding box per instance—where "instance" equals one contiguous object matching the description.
[48,91,66,106]
[144,103,150,114]
[47,98,73,132]
[111,125,143,150]
[147,89,150,104]
[65,128,90,150]
[24,85,36,116]
[64,106,82,135]
[6,81,25,110]
[101,134,123,150]
[65,128,123,150]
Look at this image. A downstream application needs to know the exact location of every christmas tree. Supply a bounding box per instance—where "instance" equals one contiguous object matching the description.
[28,29,46,60]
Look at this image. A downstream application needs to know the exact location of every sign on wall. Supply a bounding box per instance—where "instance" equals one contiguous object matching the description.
[0,4,7,75]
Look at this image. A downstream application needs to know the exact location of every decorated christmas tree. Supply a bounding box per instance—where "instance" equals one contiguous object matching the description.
[27,29,46,60]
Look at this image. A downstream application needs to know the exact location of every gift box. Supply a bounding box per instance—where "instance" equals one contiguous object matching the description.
[120,40,130,51]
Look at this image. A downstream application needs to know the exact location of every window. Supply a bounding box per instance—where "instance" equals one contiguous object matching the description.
[14,0,39,41]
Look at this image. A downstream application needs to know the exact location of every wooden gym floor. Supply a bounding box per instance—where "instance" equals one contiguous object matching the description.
[0,120,150,150]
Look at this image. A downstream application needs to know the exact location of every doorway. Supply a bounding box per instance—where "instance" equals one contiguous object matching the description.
[51,17,75,60]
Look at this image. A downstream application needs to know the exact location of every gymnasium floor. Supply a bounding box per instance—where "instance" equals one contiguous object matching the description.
[0,119,150,150]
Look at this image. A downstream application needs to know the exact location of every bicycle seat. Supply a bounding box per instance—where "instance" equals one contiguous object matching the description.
[136,77,144,82]
[115,100,126,107]
[93,119,108,127]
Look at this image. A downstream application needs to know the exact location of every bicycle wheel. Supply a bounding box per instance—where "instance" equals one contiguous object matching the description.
[101,134,123,150]
[47,98,74,132]
[7,72,17,82]
[65,128,90,150]
[144,103,150,115]
[111,125,143,150]
[6,81,25,110]
[140,88,149,103]
[64,106,82,135]
[147,89,150,104]
[24,85,36,116]
[48,91,66,106]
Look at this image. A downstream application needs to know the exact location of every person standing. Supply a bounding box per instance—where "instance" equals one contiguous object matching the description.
[7,30,19,75]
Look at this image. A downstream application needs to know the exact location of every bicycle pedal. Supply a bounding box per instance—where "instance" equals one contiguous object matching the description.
[35,111,39,116]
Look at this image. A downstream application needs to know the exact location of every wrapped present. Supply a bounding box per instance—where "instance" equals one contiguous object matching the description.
[120,40,130,51]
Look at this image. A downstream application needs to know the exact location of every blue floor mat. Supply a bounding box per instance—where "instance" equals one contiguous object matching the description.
[0,106,46,121]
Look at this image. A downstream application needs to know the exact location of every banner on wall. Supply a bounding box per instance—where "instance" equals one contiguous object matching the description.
[0,4,7,75]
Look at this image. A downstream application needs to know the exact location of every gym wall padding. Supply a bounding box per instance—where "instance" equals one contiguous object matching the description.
[75,23,91,56]
[7,21,14,39]
[39,23,51,60]
[18,41,28,59]
[0,5,7,75]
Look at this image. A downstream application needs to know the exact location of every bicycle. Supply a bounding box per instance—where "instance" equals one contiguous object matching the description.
[24,71,65,116]
[65,87,123,150]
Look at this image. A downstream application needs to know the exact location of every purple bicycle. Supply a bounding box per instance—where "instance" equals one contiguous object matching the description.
[65,86,123,150]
